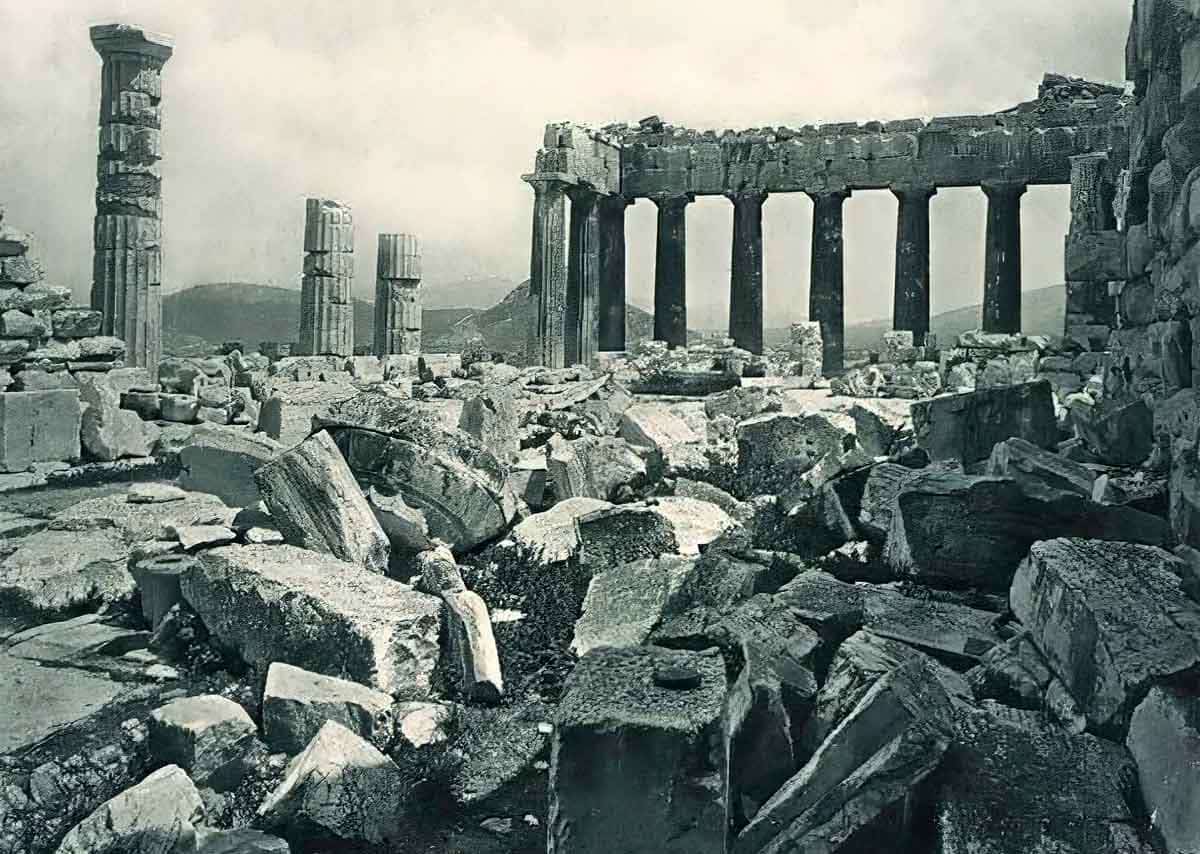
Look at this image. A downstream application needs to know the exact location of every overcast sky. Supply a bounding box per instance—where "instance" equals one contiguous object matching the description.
[0,0,1130,328]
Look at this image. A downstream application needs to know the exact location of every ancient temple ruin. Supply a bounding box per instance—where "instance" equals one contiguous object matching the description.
[89,24,173,380]
[524,76,1129,372]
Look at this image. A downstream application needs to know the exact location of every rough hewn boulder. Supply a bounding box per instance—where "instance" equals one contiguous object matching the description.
[53,765,204,854]
[262,661,395,754]
[255,430,390,574]
[885,470,1171,590]
[550,646,727,854]
[257,720,405,845]
[1127,684,1200,854]
[1011,538,1200,733]
[910,380,1057,464]
[181,545,442,695]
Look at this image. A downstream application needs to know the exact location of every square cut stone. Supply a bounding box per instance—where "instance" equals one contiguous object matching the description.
[0,390,81,472]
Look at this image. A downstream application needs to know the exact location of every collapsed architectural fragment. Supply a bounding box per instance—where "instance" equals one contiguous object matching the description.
[299,198,354,356]
[373,233,421,356]
[524,77,1129,370]
[89,24,173,380]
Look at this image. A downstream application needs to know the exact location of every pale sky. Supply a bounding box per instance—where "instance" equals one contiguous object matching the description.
[0,0,1130,327]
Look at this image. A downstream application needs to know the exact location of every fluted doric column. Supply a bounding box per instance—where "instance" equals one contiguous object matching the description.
[728,190,767,355]
[892,183,936,346]
[299,198,354,356]
[982,181,1026,334]
[525,176,569,368]
[597,195,631,351]
[374,233,421,355]
[652,192,692,348]
[90,23,173,380]
[566,187,601,366]
[808,188,851,375]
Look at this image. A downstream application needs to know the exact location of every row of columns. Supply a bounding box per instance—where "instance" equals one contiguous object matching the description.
[526,178,1029,373]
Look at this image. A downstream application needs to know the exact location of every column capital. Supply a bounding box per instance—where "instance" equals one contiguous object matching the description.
[725,188,769,206]
[890,182,937,202]
[805,187,852,205]
[981,179,1028,199]
[597,193,634,211]
[649,192,694,211]
[523,173,571,199]
[90,23,174,62]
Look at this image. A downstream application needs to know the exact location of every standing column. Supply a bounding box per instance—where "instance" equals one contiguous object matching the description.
[807,188,851,375]
[374,234,422,355]
[299,198,355,356]
[524,176,569,368]
[597,195,631,351]
[891,183,936,346]
[981,181,1026,334]
[90,24,173,380]
[566,187,601,366]
[728,190,767,355]
[652,192,693,348]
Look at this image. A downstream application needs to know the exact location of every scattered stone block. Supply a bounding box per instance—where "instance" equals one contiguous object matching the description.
[985,435,1101,499]
[619,402,701,453]
[885,470,1171,590]
[172,523,238,551]
[546,433,647,501]
[1072,396,1154,466]
[1127,684,1200,854]
[910,380,1057,464]
[182,544,441,695]
[571,555,697,656]
[195,828,291,854]
[443,588,504,703]
[79,375,154,461]
[459,385,520,462]
[1011,538,1200,732]
[736,410,856,496]
[259,378,358,447]
[550,646,727,854]
[51,308,103,338]
[930,705,1147,854]
[160,392,200,423]
[367,486,431,553]
[148,695,258,790]
[735,657,953,854]
[262,661,395,754]
[257,720,404,845]
[394,700,455,749]
[0,389,81,472]
[179,422,281,507]
[255,430,390,573]
[53,764,204,854]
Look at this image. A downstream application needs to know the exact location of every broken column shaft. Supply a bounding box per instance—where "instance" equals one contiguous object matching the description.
[525,176,569,368]
[300,198,354,356]
[808,188,851,375]
[728,190,767,355]
[597,195,630,352]
[89,23,173,380]
[653,193,692,348]
[892,183,936,346]
[566,188,600,366]
[982,181,1026,334]
[374,233,421,356]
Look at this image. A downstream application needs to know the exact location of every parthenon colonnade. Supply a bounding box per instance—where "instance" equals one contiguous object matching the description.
[524,75,1129,371]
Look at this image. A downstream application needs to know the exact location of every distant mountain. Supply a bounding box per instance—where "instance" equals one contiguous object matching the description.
[422,276,521,310]
[763,284,1067,350]
[162,280,654,359]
